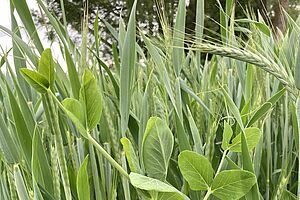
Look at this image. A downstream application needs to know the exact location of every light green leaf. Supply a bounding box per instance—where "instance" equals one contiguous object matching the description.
[80,69,102,131]
[20,69,49,93]
[121,137,142,173]
[77,156,90,200]
[157,192,186,200]
[38,48,55,87]
[62,98,85,126]
[211,170,256,200]
[129,173,177,193]
[50,93,87,138]
[229,128,261,152]
[178,150,214,190]
[142,117,174,181]
[221,122,233,150]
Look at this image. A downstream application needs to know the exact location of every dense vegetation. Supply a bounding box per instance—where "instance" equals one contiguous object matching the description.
[1,0,300,199]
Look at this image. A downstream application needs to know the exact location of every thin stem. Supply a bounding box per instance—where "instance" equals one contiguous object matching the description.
[47,90,130,179]
[216,149,228,175]
[87,134,130,179]
[203,188,212,200]
[203,149,228,200]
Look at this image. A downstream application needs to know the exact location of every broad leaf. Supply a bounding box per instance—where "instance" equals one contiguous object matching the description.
[129,173,177,193]
[178,150,214,190]
[229,128,261,152]
[157,192,186,200]
[38,48,55,86]
[20,68,49,93]
[211,170,256,200]
[142,117,174,181]
[62,98,85,126]
[80,69,102,131]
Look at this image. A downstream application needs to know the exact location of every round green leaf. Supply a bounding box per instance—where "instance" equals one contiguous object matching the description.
[178,150,214,190]
[142,117,174,181]
[38,48,55,87]
[62,98,85,126]
[211,170,256,200]
[228,127,261,152]
[129,173,177,193]
[80,69,102,131]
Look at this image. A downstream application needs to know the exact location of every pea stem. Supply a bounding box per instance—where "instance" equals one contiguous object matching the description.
[48,90,130,180]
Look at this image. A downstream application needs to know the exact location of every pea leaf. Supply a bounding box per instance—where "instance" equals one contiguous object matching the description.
[157,192,187,200]
[229,127,261,152]
[142,117,174,181]
[178,150,214,190]
[20,68,49,93]
[80,69,102,131]
[129,173,189,200]
[211,170,256,200]
[60,103,88,138]
[129,173,177,192]
[62,98,85,126]
[221,122,233,150]
[38,48,55,87]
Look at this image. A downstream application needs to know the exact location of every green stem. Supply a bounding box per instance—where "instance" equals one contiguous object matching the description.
[203,188,212,200]
[87,134,129,179]
[48,90,130,180]
[216,149,228,175]
[203,149,228,200]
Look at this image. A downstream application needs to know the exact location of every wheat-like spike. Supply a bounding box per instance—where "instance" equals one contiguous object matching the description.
[195,43,298,99]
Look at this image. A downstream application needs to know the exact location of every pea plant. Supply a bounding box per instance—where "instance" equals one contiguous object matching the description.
[0,0,299,199]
